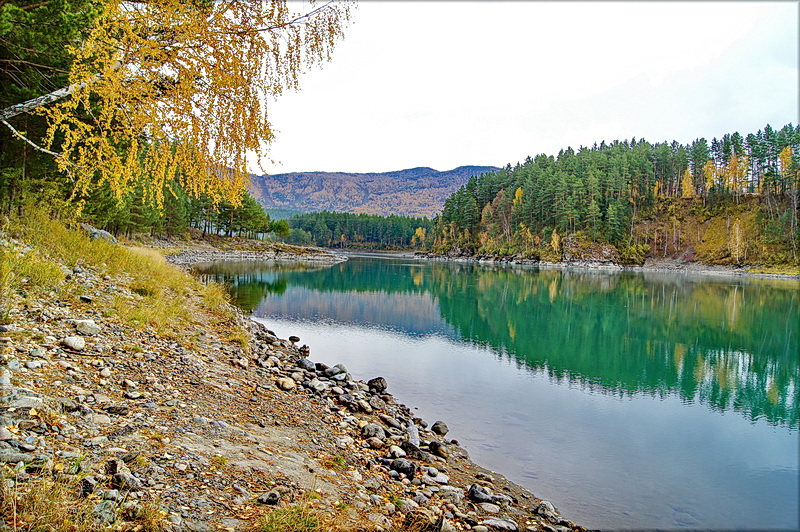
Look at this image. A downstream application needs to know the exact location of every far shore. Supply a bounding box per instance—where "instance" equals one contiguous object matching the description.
[161,238,799,282]
[287,246,800,281]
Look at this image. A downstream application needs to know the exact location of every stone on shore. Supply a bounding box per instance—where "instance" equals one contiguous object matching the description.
[367,376,388,393]
[276,377,296,391]
[62,336,86,351]
[75,319,101,336]
[431,420,449,435]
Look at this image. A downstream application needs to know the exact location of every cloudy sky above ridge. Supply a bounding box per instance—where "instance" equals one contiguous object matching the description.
[254,1,798,175]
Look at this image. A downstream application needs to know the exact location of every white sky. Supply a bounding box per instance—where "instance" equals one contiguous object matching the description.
[254,1,799,175]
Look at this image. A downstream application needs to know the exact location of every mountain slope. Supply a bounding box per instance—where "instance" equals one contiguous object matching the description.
[248,166,499,218]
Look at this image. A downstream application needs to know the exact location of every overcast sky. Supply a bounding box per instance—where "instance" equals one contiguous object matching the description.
[254,1,798,175]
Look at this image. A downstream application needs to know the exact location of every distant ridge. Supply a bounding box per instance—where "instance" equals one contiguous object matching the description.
[248,165,499,218]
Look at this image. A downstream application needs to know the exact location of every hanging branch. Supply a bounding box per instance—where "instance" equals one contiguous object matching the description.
[0,67,115,121]
[1,119,75,182]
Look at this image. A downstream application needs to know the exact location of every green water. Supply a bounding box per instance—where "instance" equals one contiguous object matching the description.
[197,255,800,529]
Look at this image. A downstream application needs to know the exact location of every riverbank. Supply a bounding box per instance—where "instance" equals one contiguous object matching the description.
[150,234,347,266]
[0,226,586,531]
[413,251,800,280]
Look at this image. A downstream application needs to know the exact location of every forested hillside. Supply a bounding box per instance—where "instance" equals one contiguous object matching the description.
[434,124,799,267]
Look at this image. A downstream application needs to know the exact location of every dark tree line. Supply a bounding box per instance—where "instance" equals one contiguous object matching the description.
[74,178,279,239]
[287,211,434,249]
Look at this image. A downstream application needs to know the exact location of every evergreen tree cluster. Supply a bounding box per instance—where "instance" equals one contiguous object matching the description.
[77,181,276,239]
[436,123,800,258]
[287,211,434,250]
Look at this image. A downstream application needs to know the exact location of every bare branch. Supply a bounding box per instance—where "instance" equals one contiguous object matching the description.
[0,118,75,182]
[0,58,69,74]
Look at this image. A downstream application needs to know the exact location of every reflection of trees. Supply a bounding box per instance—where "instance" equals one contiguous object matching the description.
[428,267,799,429]
[194,261,300,312]
[203,257,799,428]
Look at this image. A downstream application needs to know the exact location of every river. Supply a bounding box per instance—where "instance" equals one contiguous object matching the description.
[195,254,799,530]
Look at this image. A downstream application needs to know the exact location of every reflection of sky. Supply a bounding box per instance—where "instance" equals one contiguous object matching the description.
[255,317,800,531]
[254,286,459,340]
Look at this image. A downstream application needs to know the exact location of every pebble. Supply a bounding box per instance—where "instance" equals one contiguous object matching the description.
[431,420,449,435]
[29,347,48,359]
[62,336,86,351]
[365,437,385,449]
[75,319,101,336]
[361,423,386,439]
[307,378,328,393]
[257,491,280,505]
[388,445,406,458]
[430,440,449,458]
[276,377,296,391]
[367,376,388,393]
[390,458,417,478]
[405,424,421,447]
[536,500,558,521]
[468,483,495,503]
[481,517,519,531]
[297,358,315,371]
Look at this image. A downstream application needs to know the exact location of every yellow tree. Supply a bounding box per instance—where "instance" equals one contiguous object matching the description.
[779,146,798,258]
[1,0,353,208]
[703,160,717,197]
[550,228,561,255]
[412,226,426,249]
[512,186,524,206]
[725,154,749,202]
[680,168,696,199]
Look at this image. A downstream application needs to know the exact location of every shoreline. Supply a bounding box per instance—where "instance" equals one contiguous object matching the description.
[0,232,587,532]
[164,243,347,267]
[410,251,800,280]
[166,243,587,531]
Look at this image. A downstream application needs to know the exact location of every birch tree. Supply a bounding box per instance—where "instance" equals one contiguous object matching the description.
[1,0,353,208]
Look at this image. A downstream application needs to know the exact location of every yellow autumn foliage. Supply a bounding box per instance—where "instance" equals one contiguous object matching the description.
[42,0,353,209]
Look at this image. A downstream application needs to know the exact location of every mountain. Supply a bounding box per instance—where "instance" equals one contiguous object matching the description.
[248,165,499,218]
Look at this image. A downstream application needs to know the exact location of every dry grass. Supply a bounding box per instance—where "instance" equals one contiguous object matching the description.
[3,208,249,344]
[0,460,169,531]
[120,498,170,531]
[0,244,65,323]
[0,471,103,531]
[252,504,321,532]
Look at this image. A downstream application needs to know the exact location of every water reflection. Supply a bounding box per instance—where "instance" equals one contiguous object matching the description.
[195,258,799,429]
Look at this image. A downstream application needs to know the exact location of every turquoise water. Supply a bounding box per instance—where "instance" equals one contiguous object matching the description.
[196,255,799,530]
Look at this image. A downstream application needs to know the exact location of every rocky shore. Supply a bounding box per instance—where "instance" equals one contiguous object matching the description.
[0,241,586,531]
[162,240,346,267]
[414,251,800,280]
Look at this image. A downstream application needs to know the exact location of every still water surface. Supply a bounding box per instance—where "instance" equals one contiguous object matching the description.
[196,255,799,530]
